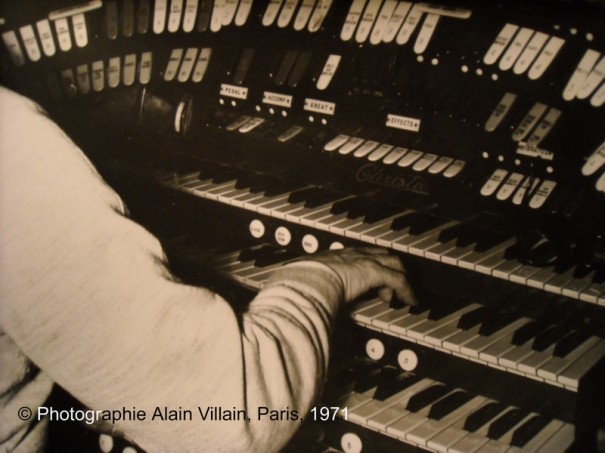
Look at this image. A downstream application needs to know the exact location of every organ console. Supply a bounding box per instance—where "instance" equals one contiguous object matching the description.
[2,0,605,451]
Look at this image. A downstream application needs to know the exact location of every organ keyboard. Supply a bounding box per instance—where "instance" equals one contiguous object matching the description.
[1,0,604,451]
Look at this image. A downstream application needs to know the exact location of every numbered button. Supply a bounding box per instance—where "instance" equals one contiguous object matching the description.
[275,226,292,246]
[99,434,114,452]
[365,338,385,360]
[249,219,265,238]
[397,349,418,371]
[341,432,363,453]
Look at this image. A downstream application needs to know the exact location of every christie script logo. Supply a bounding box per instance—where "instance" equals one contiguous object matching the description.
[355,164,429,195]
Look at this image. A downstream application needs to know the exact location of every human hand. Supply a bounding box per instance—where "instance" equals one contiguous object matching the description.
[311,247,417,306]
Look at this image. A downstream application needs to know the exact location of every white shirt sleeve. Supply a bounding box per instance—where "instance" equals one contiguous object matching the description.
[0,87,345,452]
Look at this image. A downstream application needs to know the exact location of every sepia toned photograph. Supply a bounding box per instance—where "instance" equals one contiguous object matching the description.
[0,0,604,452]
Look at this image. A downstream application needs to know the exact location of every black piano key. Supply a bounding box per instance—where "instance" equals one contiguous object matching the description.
[553,330,592,357]
[408,215,444,236]
[463,402,509,432]
[405,384,451,413]
[428,390,473,420]
[478,312,522,336]
[254,248,299,267]
[510,415,551,447]
[427,302,467,321]
[363,204,403,224]
[352,364,387,394]
[373,371,421,401]
[511,319,552,346]
[457,306,493,330]
[487,408,529,440]
[238,244,276,263]
[391,212,424,231]
[532,325,569,352]
[331,197,361,215]
[438,223,469,243]
[593,267,605,283]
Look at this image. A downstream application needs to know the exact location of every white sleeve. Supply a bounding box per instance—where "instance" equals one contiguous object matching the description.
[0,87,344,452]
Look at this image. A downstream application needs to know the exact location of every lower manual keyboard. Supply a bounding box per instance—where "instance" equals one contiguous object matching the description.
[203,246,605,393]
[331,362,574,453]
[158,170,605,307]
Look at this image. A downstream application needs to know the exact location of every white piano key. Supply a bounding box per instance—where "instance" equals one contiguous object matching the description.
[424,239,461,262]
[473,238,517,275]
[538,336,602,381]
[561,272,594,299]
[407,303,481,341]
[396,4,423,45]
[533,423,574,452]
[508,264,542,285]
[399,220,458,255]
[506,419,565,453]
[372,306,412,330]
[443,325,483,353]
[425,397,490,451]
[557,340,605,388]
[460,318,529,359]
[19,25,41,62]
[387,390,457,438]
[367,378,436,431]
[36,20,56,57]
[499,341,536,370]
[382,2,412,43]
[517,343,558,375]
[484,23,518,65]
